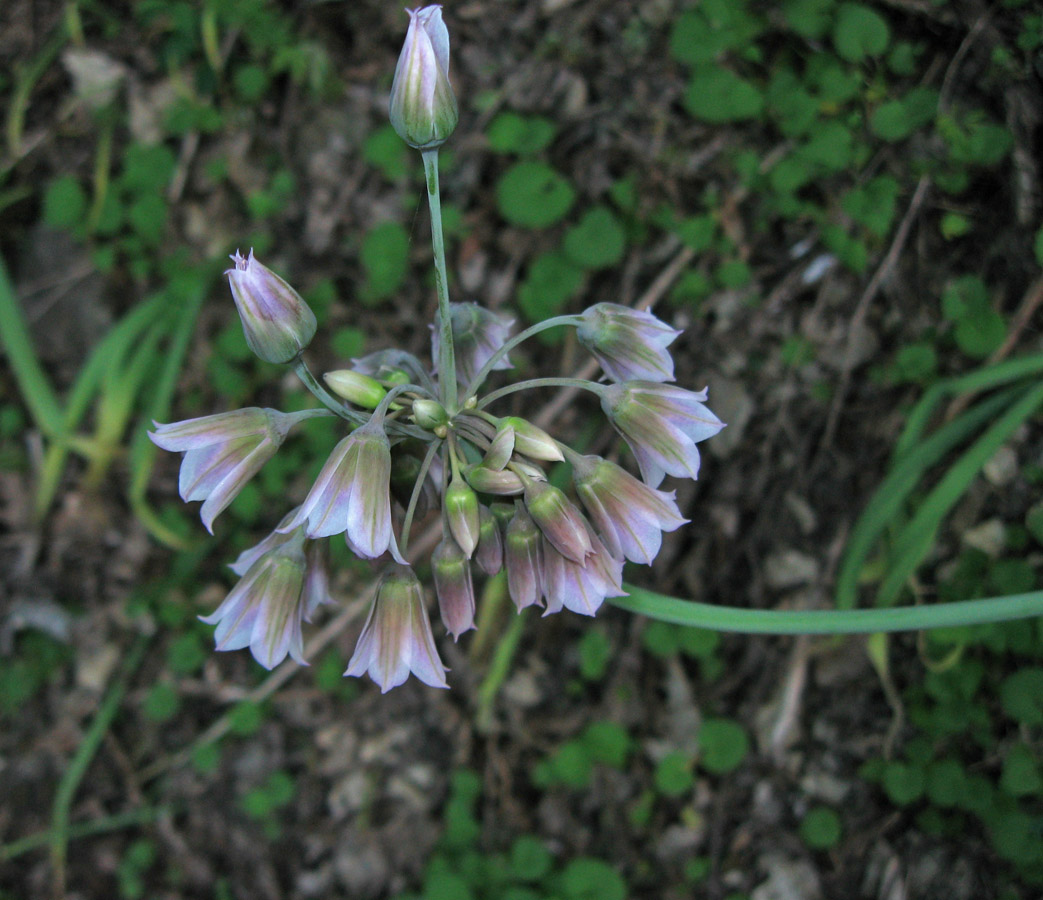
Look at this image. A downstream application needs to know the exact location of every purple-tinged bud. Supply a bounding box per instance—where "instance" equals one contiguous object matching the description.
[483,423,515,469]
[541,528,626,618]
[577,303,680,383]
[432,538,476,640]
[445,473,481,557]
[389,5,458,150]
[226,250,317,364]
[324,370,387,408]
[412,398,448,431]
[344,564,448,692]
[201,529,310,670]
[573,454,688,564]
[465,464,525,496]
[505,506,544,612]
[523,481,592,563]
[600,381,724,488]
[280,418,393,558]
[150,407,315,533]
[500,417,563,462]
[431,303,514,388]
[475,505,503,576]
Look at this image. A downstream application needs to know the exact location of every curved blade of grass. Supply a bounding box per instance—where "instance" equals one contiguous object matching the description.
[835,386,1022,610]
[896,353,1043,460]
[611,586,1043,634]
[50,634,149,895]
[875,380,1043,607]
[33,295,166,519]
[2,806,167,863]
[0,254,63,436]
[128,274,208,547]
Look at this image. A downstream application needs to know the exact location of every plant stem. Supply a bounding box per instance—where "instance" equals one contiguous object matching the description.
[399,440,443,556]
[612,586,1043,634]
[478,377,605,409]
[422,149,457,412]
[462,314,583,400]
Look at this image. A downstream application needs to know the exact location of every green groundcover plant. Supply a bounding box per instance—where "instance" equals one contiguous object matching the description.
[146,5,1043,694]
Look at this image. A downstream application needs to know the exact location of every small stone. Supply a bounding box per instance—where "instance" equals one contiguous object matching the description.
[961,518,1007,557]
[764,549,819,589]
[983,445,1018,486]
[752,853,823,900]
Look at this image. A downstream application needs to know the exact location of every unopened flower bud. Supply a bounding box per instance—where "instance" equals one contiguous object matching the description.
[445,473,480,557]
[389,5,458,151]
[412,398,449,431]
[432,538,476,640]
[523,481,592,563]
[226,250,316,364]
[465,464,525,496]
[475,505,503,576]
[483,423,515,469]
[500,417,563,462]
[505,506,543,612]
[324,370,388,408]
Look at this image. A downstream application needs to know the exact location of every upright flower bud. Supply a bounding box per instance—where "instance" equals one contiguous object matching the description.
[389,5,458,150]
[412,398,449,431]
[324,370,387,408]
[226,250,317,364]
[445,472,481,557]
[432,538,476,640]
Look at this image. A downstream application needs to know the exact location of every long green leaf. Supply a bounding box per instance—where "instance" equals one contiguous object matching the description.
[835,386,1022,609]
[876,380,1043,606]
[611,586,1043,634]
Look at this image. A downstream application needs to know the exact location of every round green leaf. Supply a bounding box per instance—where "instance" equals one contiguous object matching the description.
[486,112,556,155]
[561,858,626,900]
[510,836,553,882]
[800,806,842,849]
[42,176,88,229]
[1000,743,1042,797]
[654,751,695,797]
[360,221,409,303]
[882,761,925,805]
[698,718,749,774]
[563,207,626,269]
[683,67,763,123]
[517,251,584,323]
[496,161,575,228]
[1000,668,1043,725]
[833,3,890,62]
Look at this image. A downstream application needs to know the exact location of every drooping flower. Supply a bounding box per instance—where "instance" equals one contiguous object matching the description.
[344,564,449,692]
[432,302,514,390]
[280,418,393,557]
[432,537,476,639]
[474,505,503,576]
[541,528,625,617]
[600,381,725,487]
[389,5,458,150]
[226,250,317,364]
[200,527,320,670]
[150,407,316,533]
[445,473,480,558]
[523,480,592,562]
[577,303,680,383]
[572,454,688,564]
[504,504,544,612]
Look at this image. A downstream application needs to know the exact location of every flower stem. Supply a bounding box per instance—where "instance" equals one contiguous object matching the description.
[612,586,1043,634]
[399,439,443,557]
[477,377,605,409]
[462,314,583,400]
[292,358,366,424]
[423,149,457,413]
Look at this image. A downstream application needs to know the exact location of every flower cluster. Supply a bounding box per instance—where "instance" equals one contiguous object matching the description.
[149,6,724,692]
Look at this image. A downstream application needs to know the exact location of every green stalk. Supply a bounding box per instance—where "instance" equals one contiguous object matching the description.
[291,358,366,425]
[422,149,457,412]
[478,376,605,409]
[612,586,1043,634]
[462,314,583,400]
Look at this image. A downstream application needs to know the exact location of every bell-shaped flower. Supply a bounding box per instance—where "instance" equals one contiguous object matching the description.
[577,303,680,383]
[200,528,316,670]
[226,250,317,364]
[445,473,481,558]
[431,302,514,390]
[344,564,449,692]
[573,454,688,564]
[600,381,724,487]
[474,505,503,576]
[541,527,625,618]
[432,538,476,640]
[150,407,315,533]
[389,5,458,150]
[280,418,393,557]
